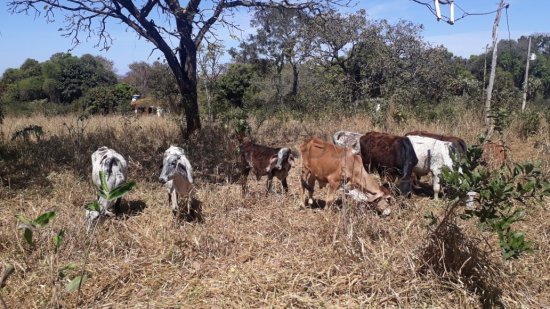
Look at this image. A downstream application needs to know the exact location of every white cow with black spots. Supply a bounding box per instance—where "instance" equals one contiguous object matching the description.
[159,146,194,215]
[87,146,128,232]
[407,135,461,200]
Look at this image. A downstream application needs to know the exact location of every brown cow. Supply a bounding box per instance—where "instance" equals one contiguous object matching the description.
[481,142,507,169]
[405,130,467,155]
[300,138,392,215]
[239,141,294,196]
[359,132,418,196]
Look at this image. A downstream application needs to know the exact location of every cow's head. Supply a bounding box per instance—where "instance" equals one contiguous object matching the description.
[267,147,294,172]
[373,193,394,217]
[159,146,193,185]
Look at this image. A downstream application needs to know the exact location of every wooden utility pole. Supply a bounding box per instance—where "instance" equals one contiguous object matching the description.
[521,36,532,111]
[482,44,489,102]
[483,0,506,129]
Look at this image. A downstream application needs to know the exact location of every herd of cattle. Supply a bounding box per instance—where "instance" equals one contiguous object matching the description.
[86,130,507,229]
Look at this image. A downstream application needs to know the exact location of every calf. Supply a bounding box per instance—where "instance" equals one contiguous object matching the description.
[359,132,418,196]
[405,130,467,156]
[239,141,294,195]
[332,130,362,154]
[407,135,460,200]
[300,138,392,215]
[87,147,128,231]
[159,146,194,215]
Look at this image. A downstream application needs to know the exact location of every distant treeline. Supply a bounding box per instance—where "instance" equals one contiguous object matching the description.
[1,15,549,122]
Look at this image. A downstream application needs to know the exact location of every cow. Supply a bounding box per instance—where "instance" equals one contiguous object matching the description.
[481,141,507,169]
[159,146,194,215]
[332,130,362,154]
[300,138,392,215]
[87,147,128,232]
[239,141,294,196]
[359,132,418,196]
[405,130,467,156]
[407,135,461,200]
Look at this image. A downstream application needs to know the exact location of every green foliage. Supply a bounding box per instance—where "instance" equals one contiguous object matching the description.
[53,229,64,253]
[517,110,540,139]
[15,210,57,246]
[214,63,258,112]
[65,275,88,292]
[97,171,137,202]
[79,83,136,114]
[487,106,512,134]
[0,53,117,113]
[441,145,550,259]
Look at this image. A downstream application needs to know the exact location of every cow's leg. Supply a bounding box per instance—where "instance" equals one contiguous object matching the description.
[301,173,315,206]
[281,177,289,194]
[266,173,274,195]
[170,190,179,215]
[241,167,251,197]
[326,181,340,209]
[432,170,441,200]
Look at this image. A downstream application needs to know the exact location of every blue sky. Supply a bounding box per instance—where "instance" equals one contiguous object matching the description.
[0,0,548,76]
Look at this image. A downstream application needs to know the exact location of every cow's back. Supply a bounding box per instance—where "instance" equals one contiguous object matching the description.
[407,135,454,175]
[406,130,467,155]
[301,138,344,180]
[240,142,278,172]
[359,132,417,175]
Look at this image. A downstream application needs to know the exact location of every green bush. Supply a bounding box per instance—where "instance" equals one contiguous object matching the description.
[516,110,540,139]
[441,144,550,259]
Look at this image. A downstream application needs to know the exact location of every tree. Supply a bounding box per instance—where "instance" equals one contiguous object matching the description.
[8,0,342,136]
[198,43,225,121]
[249,8,312,100]
[307,9,369,102]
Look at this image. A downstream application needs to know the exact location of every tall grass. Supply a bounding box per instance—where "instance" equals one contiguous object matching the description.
[0,110,549,308]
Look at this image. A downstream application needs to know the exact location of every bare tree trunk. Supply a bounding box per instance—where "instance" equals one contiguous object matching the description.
[179,38,202,136]
[521,36,532,111]
[202,79,213,122]
[483,0,505,134]
[290,63,299,97]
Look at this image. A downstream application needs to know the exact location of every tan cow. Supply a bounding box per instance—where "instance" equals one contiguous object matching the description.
[300,138,392,215]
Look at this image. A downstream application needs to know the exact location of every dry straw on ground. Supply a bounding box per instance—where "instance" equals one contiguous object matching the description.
[0,112,549,308]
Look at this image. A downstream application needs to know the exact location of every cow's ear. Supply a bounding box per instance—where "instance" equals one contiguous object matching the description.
[176,162,187,175]
[288,154,295,166]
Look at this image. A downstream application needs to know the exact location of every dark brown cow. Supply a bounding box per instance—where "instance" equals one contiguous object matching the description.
[481,142,507,169]
[300,138,392,215]
[405,130,467,155]
[239,141,294,196]
[359,132,418,196]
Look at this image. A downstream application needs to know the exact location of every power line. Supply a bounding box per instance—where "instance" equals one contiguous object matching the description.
[410,0,501,25]
[505,4,512,53]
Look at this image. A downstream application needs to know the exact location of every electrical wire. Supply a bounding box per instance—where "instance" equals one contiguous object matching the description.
[410,0,500,24]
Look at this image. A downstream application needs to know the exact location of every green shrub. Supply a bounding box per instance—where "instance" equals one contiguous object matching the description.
[516,110,540,139]
[441,144,550,259]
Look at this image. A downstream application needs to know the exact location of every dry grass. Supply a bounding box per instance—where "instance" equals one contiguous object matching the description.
[0,112,549,308]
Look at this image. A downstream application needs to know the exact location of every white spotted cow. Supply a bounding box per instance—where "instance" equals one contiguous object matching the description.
[332,130,363,154]
[159,146,194,215]
[87,146,128,232]
[407,135,461,200]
